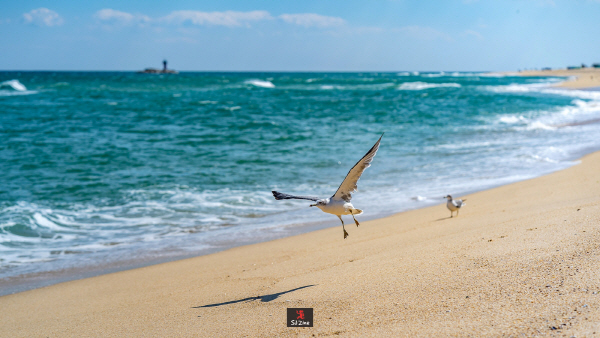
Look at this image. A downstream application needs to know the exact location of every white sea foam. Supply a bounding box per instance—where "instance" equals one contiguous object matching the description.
[0,186,291,270]
[484,82,550,93]
[397,82,461,90]
[499,115,528,124]
[526,121,556,131]
[246,79,275,88]
[1,79,27,91]
[490,93,600,133]
[480,78,600,100]
[422,72,445,77]
[444,72,509,78]
[0,79,38,96]
[529,154,560,163]
[478,72,510,78]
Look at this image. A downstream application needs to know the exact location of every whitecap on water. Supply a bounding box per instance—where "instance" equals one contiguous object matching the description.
[499,115,528,124]
[1,79,27,91]
[245,79,275,88]
[0,79,38,96]
[422,72,445,77]
[397,81,461,90]
[526,121,556,131]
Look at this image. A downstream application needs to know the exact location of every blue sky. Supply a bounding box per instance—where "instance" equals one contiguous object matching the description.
[1,0,600,71]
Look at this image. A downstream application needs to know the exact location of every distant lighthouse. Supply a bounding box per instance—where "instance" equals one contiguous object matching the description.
[137,60,178,74]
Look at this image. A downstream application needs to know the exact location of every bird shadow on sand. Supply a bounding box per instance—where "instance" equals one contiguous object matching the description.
[193,284,316,308]
[434,216,454,221]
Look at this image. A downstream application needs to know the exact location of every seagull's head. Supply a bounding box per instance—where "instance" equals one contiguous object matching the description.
[310,199,328,208]
[445,195,453,200]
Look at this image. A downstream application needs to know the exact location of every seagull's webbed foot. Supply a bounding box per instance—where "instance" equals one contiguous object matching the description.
[343,228,349,239]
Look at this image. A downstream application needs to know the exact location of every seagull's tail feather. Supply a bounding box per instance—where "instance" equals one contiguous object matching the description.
[272,191,319,201]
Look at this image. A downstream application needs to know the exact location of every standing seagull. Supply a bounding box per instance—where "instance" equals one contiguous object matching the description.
[445,195,466,217]
[272,134,383,239]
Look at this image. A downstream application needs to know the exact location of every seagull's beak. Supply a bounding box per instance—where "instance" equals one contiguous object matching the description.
[310,204,316,207]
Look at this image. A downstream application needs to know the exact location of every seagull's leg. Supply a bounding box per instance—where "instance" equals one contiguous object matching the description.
[450,211,454,218]
[338,215,348,239]
[457,209,460,217]
[350,210,360,227]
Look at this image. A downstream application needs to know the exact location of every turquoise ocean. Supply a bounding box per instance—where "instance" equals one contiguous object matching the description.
[1,71,600,293]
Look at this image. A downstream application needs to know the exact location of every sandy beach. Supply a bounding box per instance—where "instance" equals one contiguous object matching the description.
[1,146,599,336]
[518,67,600,89]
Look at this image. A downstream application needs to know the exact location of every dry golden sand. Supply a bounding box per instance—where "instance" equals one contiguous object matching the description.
[518,68,600,89]
[2,152,600,337]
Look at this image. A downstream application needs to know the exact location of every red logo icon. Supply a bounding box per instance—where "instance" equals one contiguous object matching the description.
[287,308,313,327]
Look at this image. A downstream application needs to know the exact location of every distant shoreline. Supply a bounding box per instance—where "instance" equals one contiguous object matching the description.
[514,67,600,89]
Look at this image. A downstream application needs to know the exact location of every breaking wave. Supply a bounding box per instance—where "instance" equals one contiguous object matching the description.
[397,81,461,90]
[246,79,275,88]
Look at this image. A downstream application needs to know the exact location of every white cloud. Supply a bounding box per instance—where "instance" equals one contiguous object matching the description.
[279,13,345,28]
[90,9,348,30]
[94,9,150,26]
[23,8,64,27]
[161,10,272,27]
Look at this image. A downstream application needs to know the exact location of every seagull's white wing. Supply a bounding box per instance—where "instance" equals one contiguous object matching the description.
[331,134,383,202]
[453,199,466,207]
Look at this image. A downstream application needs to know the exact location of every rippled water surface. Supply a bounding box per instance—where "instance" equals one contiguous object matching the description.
[2,71,600,286]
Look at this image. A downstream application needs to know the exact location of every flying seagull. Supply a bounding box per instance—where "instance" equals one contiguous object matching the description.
[445,195,466,217]
[272,134,383,239]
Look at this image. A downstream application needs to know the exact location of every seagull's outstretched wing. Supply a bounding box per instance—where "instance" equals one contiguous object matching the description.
[331,134,383,202]
[453,199,466,207]
[272,191,319,201]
